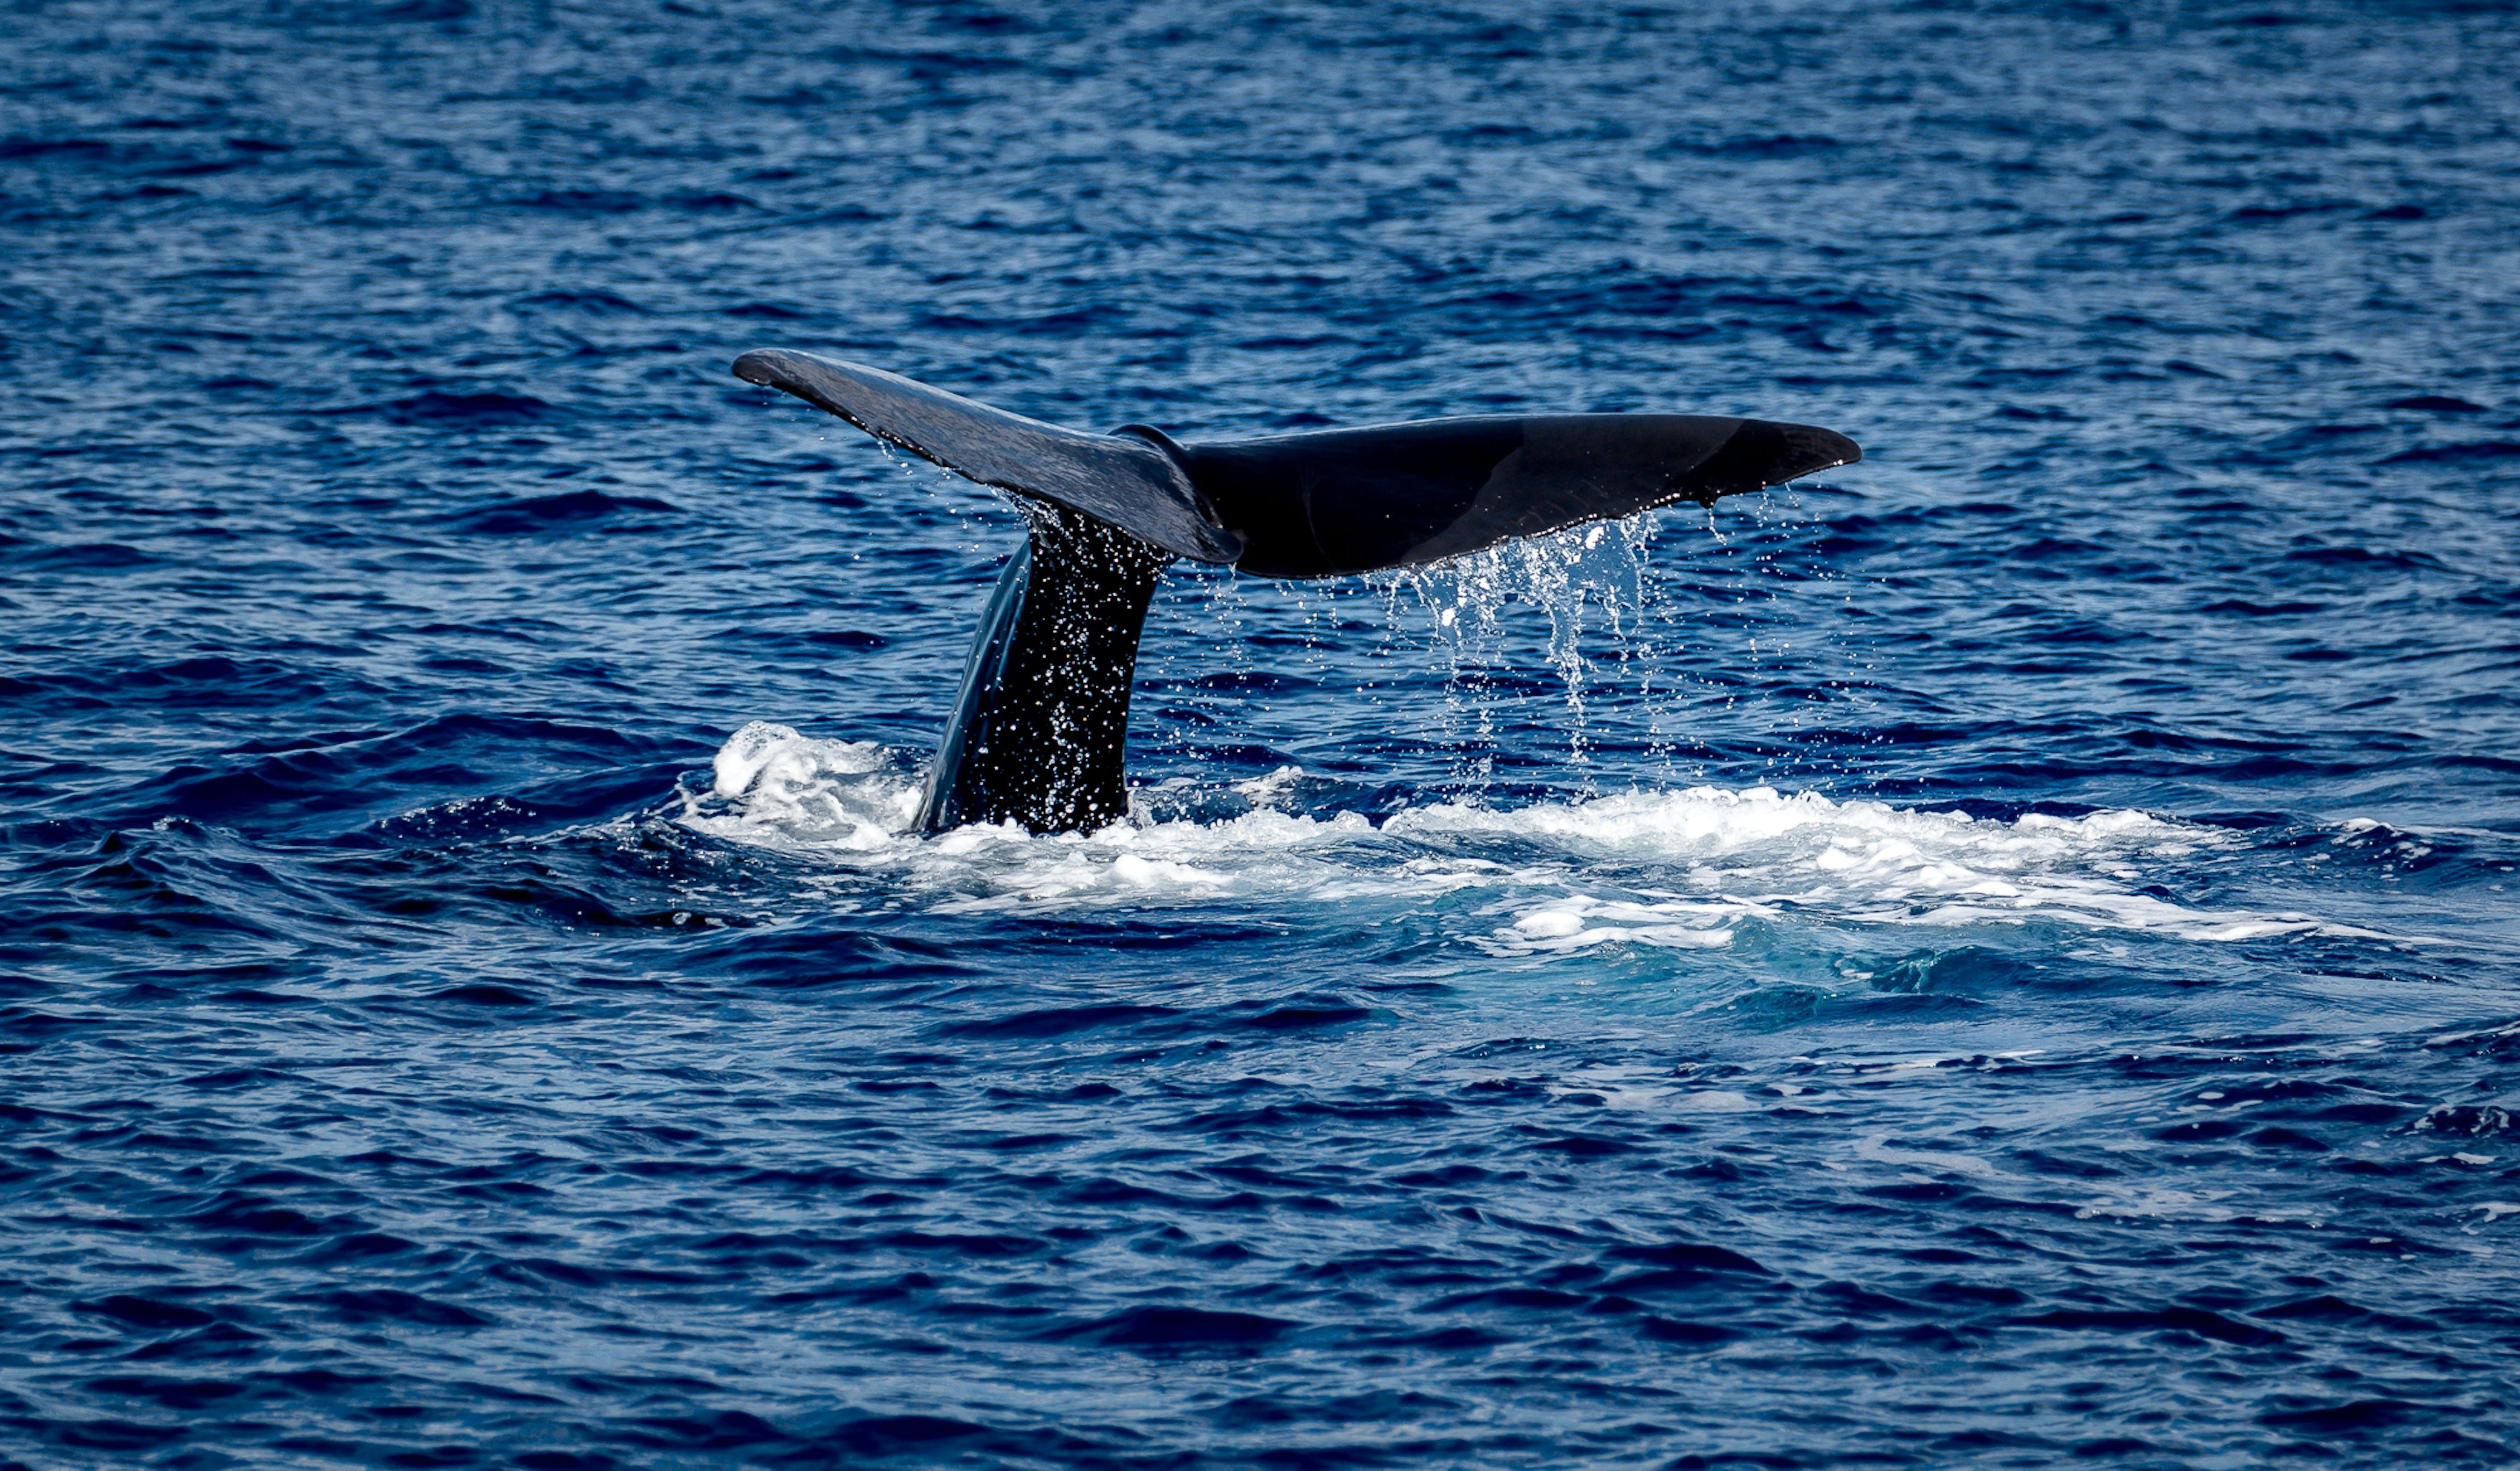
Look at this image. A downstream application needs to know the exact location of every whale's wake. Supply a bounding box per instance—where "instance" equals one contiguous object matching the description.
[682,721,2401,953]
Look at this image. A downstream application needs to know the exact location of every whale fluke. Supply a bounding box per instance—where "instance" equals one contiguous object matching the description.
[732,351,1860,834]
[1167,413,1860,578]
[732,348,1240,563]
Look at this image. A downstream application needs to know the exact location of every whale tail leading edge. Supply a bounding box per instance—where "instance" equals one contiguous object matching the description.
[731,349,1860,834]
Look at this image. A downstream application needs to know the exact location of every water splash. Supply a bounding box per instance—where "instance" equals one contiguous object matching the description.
[678,724,2412,952]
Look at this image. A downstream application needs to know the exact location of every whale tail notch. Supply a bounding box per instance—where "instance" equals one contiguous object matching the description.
[731,349,1860,833]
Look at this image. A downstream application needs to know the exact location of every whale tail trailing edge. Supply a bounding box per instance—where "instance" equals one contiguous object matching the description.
[731,349,1860,833]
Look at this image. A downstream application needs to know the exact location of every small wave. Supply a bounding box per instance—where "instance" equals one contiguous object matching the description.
[2378,440,2520,464]
[679,723,2398,951]
[330,389,552,424]
[443,487,679,535]
[512,187,643,213]
[517,288,646,314]
[5,541,160,570]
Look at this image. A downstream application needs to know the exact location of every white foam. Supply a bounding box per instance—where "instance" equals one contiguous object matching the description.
[679,723,2403,952]
[697,721,909,853]
[1854,1134,2010,1179]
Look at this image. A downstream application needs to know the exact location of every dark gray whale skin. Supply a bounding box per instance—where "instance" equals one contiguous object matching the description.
[732,349,1860,834]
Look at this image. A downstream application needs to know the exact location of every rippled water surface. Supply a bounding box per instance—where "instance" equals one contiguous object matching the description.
[7,1,2520,1466]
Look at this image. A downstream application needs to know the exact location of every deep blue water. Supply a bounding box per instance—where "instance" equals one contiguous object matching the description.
[6,1,2520,1465]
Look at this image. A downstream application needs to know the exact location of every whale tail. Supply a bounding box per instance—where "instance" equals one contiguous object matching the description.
[731,349,1860,834]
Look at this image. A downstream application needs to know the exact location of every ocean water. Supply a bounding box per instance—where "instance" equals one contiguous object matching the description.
[5,0,2520,1465]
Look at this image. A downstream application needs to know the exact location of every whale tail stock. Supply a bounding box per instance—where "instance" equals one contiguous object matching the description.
[729,349,1860,834]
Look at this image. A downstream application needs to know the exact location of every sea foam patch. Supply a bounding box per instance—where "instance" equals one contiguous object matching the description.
[682,724,2393,950]
[695,721,912,852]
